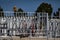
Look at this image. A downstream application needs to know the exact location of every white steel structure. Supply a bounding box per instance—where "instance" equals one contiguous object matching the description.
[0,12,48,37]
[0,11,60,40]
[49,19,60,38]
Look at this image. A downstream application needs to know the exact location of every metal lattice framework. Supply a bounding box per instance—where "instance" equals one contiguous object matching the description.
[0,11,60,40]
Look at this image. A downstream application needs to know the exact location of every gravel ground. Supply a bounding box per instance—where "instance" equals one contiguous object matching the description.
[0,36,60,40]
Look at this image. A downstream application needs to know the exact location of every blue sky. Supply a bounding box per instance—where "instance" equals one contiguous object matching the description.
[0,0,60,16]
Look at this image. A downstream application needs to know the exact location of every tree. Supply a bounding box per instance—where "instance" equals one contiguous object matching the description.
[56,8,60,17]
[53,12,56,18]
[53,8,60,19]
[13,6,27,16]
[0,6,4,17]
[35,3,53,17]
[13,6,17,16]
[17,8,27,16]
[17,8,23,16]
[54,12,59,19]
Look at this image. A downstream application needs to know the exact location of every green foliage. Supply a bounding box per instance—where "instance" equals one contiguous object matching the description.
[14,8,27,16]
[53,8,60,19]
[0,6,4,17]
[36,3,53,16]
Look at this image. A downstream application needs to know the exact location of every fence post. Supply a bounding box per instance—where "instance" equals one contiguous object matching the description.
[47,13,49,40]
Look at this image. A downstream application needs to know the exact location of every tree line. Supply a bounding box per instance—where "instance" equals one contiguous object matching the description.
[0,2,60,18]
